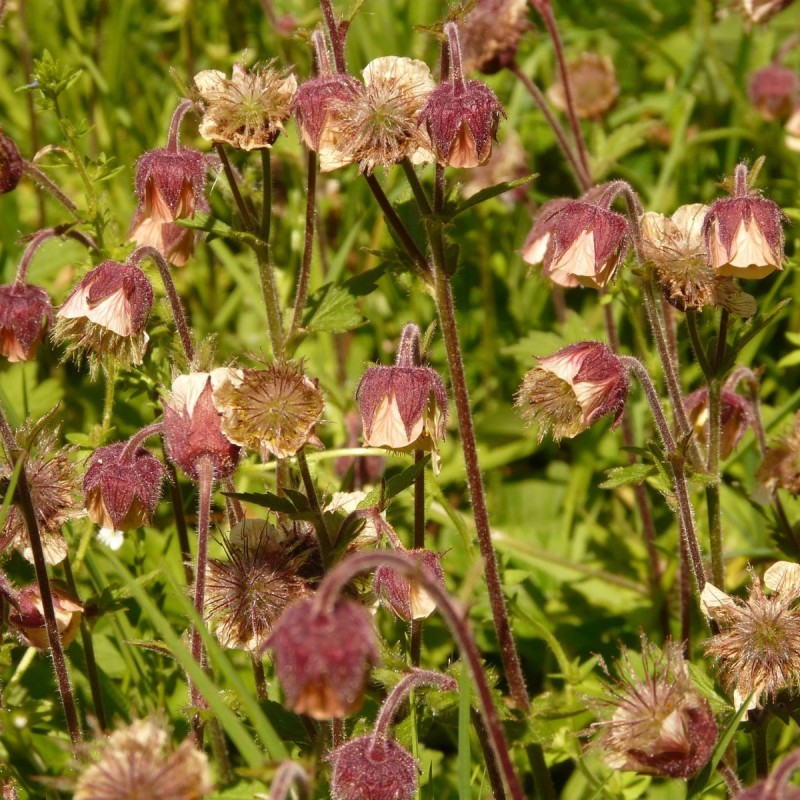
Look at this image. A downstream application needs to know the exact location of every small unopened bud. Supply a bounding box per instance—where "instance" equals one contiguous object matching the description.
[748,64,800,121]
[0,130,24,193]
[516,341,628,442]
[54,260,154,372]
[162,370,241,481]
[194,62,297,151]
[548,53,619,120]
[685,387,751,459]
[267,596,380,720]
[704,193,785,280]
[542,201,628,289]
[83,442,166,543]
[373,549,444,621]
[327,736,418,800]
[129,146,207,267]
[0,283,52,362]
[8,582,83,651]
[593,639,717,779]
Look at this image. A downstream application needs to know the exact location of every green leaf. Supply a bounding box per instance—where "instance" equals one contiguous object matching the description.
[447,174,538,219]
[303,283,363,333]
[385,456,429,501]
[599,463,656,489]
[590,121,656,180]
[176,212,259,247]
[224,491,297,514]
[730,298,791,362]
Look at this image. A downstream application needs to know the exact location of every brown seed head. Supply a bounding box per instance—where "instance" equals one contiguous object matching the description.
[748,64,800,121]
[548,53,619,120]
[592,638,717,779]
[460,0,531,74]
[0,283,53,362]
[327,736,418,800]
[373,548,444,621]
[267,596,380,719]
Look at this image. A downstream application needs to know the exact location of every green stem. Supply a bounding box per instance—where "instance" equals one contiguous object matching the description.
[685,309,713,380]
[289,149,318,340]
[706,377,724,588]
[296,447,333,567]
[101,361,117,436]
[410,450,425,666]
[214,143,257,232]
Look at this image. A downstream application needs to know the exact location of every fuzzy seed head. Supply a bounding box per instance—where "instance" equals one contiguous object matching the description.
[205,519,315,652]
[328,736,418,800]
[74,718,212,800]
[593,639,717,779]
[0,130,23,193]
[373,548,444,621]
[212,362,324,460]
[748,64,800,121]
[267,596,380,719]
[0,283,53,362]
[516,341,629,442]
[194,62,297,150]
[460,0,530,75]
[8,582,83,650]
[548,53,619,120]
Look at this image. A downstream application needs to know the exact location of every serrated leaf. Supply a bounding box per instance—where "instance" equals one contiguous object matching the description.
[303,283,363,333]
[600,463,656,489]
[447,174,537,218]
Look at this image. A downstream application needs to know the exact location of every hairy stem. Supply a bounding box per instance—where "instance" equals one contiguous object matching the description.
[267,761,311,800]
[410,450,425,666]
[289,149,318,340]
[296,447,333,567]
[167,100,194,153]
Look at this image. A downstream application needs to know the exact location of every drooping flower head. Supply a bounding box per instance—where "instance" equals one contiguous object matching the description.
[702,562,800,711]
[373,548,444,621]
[212,362,324,460]
[327,736,419,800]
[53,260,154,374]
[0,283,53,362]
[6,581,83,651]
[267,595,380,719]
[129,145,207,267]
[0,129,24,193]
[748,64,800,122]
[194,62,297,151]
[162,370,241,481]
[515,341,629,442]
[205,519,315,653]
[755,411,800,500]
[548,53,619,120]
[592,638,717,779]
[520,198,574,278]
[74,718,212,800]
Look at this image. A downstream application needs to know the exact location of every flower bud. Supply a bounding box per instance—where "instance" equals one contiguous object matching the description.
[267,596,380,719]
[548,53,619,120]
[129,146,207,267]
[328,736,418,800]
[685,387,751,459]
[83,442,166,545]
[54,260,154,372]
[0,130,24,193]
[516,341,628,442]
[0,283,52,362]
[8,582,83,651]
[418,78,505,168]
[194,62,297,151]
[542,201,628,289]
[373,548,444,621]
[748,64,800,121]
[593,639,717,779]
[162,370,241,481]
[703,195,785,279]
[460,0,530,75]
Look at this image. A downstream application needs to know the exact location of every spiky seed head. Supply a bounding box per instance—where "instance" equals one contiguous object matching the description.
[748,64,800,121]
[83,442,165,543]
[0,130,23,193]
[592,638,717,779]
[460,0,530,75]
[0,283,53,362]
[516,341,629,442]
[702,563,800,711]
[74,718,212,800]
[542,201,629,289]
[373,548,444,621]
[212,362,324,460]
[7,581,83,650]
[267,596,380,720]
[54,261,154,374]
[548,53,619,120]
[162,370,241,481]
[327,736,418,800]
[704,195,785,279]
[418,79,505,168]
[685,387,751,460]
[129,146,207,266]
[194,62,297,151]
[205,519,314,652]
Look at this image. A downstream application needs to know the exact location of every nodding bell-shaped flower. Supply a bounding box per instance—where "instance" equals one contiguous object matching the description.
[0,282,52,362]
[162,370,241,481]
[267,596,380,720]
[6,582,83,651]
[129,146,207,267]
[356,324,448,471]
[685,387,751,460]
[520,198,574,277]
[327,736,419,800]
[83,441,166,548]
[54,260,154,373]
[703,172,786,279]
[0,129,24,193]
[542,201,629,289]
[516,341,629,442]
[194,62,297,151]
[373,548,444,621]
[748,64,800,122]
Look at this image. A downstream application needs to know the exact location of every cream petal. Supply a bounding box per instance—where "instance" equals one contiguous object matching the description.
[194,68,227,96]
[85,289,134,336]
[98,528,125,550]
[364,393,424,449]
[550,230,597,278]
[700,581,733,617]
[763,561,800,595]
[521,231,550,266]
[727,218,781,270]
